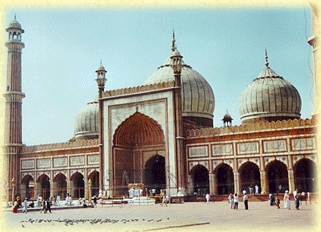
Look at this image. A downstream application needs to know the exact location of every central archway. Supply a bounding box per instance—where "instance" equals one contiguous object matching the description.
[113,112,166,195]
[144,155,166,194]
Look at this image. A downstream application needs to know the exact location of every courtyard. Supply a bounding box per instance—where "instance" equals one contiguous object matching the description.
[1,200,317,232]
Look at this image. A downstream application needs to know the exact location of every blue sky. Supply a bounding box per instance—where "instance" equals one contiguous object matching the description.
[4,6,314,145]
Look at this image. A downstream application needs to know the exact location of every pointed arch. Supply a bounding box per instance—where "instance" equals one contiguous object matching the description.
[53,173,67,199]
[21,175,34,200]
[213,163,234,195]
[266,160,288,193]
[88,170,100,197]
[294,158,317,192]
[144,155,166,193]
[190,164,209,195]
[37,174,50,200]
[112,112,166,195]
[70,172,84,198]
[238,161,260,193]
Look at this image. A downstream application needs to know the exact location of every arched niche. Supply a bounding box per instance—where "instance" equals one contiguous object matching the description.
[112,112,166,195]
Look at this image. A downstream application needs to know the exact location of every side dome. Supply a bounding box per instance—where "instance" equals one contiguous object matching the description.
[143,51,215,127]
[239,54,301,124]
[74,99,99,140]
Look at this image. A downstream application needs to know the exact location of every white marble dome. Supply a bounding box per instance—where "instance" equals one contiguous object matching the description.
[144,51,215,121]
[239,63,301,123]
[74,99,99,140]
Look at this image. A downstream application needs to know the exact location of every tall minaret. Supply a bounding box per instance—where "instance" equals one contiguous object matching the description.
[4,16,25,201]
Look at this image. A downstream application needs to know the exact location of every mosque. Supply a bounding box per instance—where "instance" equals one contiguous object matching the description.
[3,11,318,202]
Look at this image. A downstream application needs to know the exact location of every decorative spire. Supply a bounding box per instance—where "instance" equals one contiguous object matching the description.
[265,49,269,68]
[172,30,176,52]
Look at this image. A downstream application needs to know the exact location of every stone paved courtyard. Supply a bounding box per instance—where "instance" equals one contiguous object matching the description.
[1,200,318,232]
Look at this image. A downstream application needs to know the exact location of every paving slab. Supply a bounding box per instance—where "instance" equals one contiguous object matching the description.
[1,200,318,232]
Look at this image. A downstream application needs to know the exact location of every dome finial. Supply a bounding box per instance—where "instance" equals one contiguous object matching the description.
[172,30,176,52]
[14,14,16,20]
[265,49,269,67]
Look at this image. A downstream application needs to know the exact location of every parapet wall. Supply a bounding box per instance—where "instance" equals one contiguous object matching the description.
[103,81,175,97]
[22,139,99,153]
[186,117,316,138]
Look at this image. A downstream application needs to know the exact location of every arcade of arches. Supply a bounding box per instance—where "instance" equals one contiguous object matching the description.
[112,112,166,195]
[189,158,317,195]
[20,171,100,200]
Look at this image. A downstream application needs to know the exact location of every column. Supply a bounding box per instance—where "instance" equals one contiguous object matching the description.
[288,169,295,194]
[84,178,88,200]
[260,170,267,194]
[209,173,216,195]
[33,181,38,201]
[233,172,241,194]
[50,180,54,198]
[66,180,71,198]
[187,174,193,195]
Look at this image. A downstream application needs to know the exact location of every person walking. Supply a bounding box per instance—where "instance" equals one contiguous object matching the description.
[283,190,291,210]
[160,190,168,207]
[46,199,52,213]
[234,193,239,210]
[228,193,234,209]
[22,198,28,214]
[295,193,300,210]
[275,193,280,209]
[92,195,97,207]
[205,193,210,204]
[40,199,47,213]
[243,192,249,210]
[56,195,60,206]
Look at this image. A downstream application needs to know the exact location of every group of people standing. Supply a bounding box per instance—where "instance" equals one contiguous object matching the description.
[228,192,248,210]
[269,189,310,210]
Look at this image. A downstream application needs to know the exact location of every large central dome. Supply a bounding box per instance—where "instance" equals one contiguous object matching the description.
[144,49,215,127]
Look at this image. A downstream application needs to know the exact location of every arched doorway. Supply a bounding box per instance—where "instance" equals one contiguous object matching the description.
[37,174,50,200]
[294,158,317,192]
[21,175,34,200]
[88,171,100,197]
[144,155,166,194]
[239,162,260,193]
[70,172,84,198]
[215,164,234,195]
[53,173,67,200]
[113,112,166,195]
[266,160,288,193]
[190,165,209,195]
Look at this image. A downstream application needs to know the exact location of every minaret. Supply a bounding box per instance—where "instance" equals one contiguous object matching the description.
[4,16,25,202]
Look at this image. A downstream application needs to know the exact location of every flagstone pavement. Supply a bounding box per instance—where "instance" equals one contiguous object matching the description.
[1,200,318,232]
